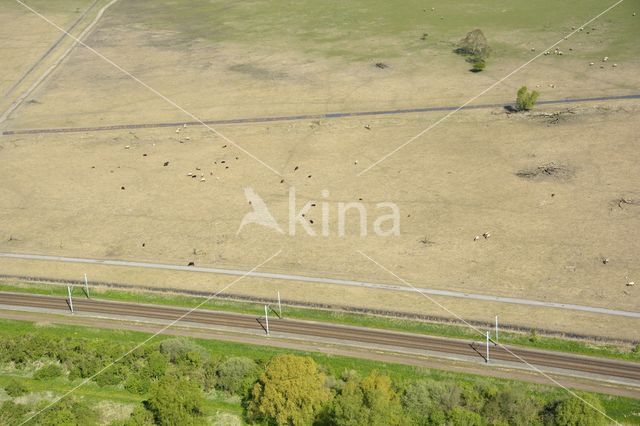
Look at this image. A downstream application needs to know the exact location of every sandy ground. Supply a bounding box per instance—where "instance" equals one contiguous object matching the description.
[0,1,639,339]
[0,0,95,96]
[4,21,639,130]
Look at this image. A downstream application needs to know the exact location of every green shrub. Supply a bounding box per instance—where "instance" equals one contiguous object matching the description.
[124,373,151,395]
[4,379,28,397]
[471,59,486,72]
[216,357,259,395]
[159,338,209,365]
[331,371,403,426]
[516,86,540,111]
[447,406,485,426]
[146,375,206,426]
[118,405,155,426]
[402,380,461,414]
[95,364,128,387]
[482,388,542,425]
[37,397,98,426]
[552,394,606,426]
[0,401,28,425]
[33,364,63,380]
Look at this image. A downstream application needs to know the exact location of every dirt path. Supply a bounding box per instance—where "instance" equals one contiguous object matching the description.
[0,0,121,124]
[1,0,100,100]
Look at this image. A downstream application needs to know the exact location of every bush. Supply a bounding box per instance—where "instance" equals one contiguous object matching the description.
[159,338,208,365]
[146,375,206,426]
[95,364,129,387]
[456,29,491,59]
[402,380,461,414]
[33,364,63,380]
[471,59,486,72]
[124,373,151,395]
[447,406,485,426]
[216,357,259,395]
[4,379,28,397]
[552,394,607,426]
[482,388,542,425]
[113,405,155,426]
[145,351,168,380]
[516,86,540,111]
[0,401,28,425]
[37,397,99,426]
[331,371,404,426]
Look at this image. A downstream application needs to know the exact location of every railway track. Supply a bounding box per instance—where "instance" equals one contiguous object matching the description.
[1,292,639,383]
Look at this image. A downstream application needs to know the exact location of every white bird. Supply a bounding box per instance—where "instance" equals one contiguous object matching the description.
[474,236,480,241]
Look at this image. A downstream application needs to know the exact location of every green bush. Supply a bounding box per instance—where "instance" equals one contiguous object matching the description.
[159,338,209,365]
[216,357,259,395]
[0,401,28,425]
[37,397,98,426]
[482,388,542,425]
[447,406,485,426]
[146,375,206,426]
[4,379,28,397]
[95,364,128,387]
[331,371,403,426]
[516,86,540,111]
[471,59,486,72]
[112,405,155,426]
[33,364,63,380]
[124,373,151,395]
[552,394,606,426]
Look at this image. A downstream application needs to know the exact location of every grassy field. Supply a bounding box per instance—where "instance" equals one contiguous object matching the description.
[117,0,639,59]
[0,317,639,424]
[1,280,638,362]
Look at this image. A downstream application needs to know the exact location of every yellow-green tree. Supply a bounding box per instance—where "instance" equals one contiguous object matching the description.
[516,86,540,111]
[331,371,405,426]
[247,355,330,425]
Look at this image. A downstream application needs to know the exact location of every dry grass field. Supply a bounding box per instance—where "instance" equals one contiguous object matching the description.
[1,0,639,339]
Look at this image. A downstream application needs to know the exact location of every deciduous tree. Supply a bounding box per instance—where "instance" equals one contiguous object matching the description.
[247,354,330,425]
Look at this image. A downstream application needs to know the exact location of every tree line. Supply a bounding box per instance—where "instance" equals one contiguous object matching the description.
[0,333,608,425]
